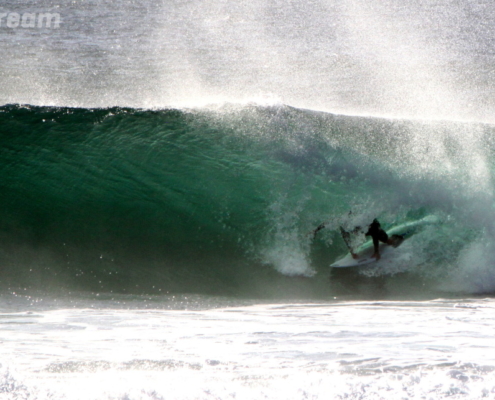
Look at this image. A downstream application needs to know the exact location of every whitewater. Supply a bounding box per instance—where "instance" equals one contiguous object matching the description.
[3,0,495,398]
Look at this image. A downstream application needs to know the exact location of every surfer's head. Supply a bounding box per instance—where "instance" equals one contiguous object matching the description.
[370,219,380,228]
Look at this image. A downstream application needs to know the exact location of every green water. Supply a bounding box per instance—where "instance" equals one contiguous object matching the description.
[0,104,493,297]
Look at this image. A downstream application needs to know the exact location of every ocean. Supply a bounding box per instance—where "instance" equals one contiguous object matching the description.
[2,0,495,398]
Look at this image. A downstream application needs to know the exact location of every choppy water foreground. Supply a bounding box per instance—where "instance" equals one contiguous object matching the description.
[2,293,495,400]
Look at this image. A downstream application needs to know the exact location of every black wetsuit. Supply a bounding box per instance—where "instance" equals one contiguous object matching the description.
[365,219,388,253]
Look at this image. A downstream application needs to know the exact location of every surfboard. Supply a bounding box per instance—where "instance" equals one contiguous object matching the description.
[330,215,439,268]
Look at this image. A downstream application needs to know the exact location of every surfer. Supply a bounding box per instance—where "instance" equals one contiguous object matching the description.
[366,219,403,260]
[311,217,403,261]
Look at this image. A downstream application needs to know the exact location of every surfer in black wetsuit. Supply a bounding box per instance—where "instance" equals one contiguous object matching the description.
[366,219,403,260]
[312,217,403,261]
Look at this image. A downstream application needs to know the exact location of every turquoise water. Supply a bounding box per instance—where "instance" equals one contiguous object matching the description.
[1,104,494,298]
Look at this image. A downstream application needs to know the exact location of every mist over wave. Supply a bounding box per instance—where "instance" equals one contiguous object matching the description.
[1,103,494,297]
[3,0,495,121]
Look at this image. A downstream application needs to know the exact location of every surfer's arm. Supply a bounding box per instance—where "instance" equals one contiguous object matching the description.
[312,223,326,238]
[340,226,359,259]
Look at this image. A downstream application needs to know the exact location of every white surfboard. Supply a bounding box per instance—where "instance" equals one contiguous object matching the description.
[330,215,439,268]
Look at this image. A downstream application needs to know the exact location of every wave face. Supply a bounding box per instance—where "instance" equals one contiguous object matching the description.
[1,104,495,298]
